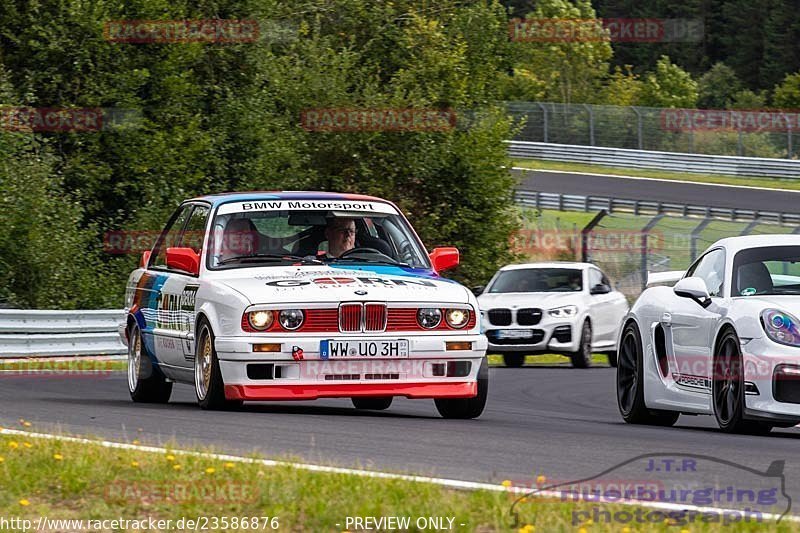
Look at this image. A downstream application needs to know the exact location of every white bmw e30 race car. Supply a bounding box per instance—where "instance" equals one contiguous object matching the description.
[120,192,488,418]
[617,235,800,433]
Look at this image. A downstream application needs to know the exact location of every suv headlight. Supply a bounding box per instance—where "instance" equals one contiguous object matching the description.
[278,309,305,331]
[548,305,578,318]
[445,308,470,329]
[247,310,274,331]
[761,309,800,346]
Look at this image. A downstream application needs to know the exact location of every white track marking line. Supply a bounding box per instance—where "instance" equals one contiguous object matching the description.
[512,167,800,194]
[1,427,796,523]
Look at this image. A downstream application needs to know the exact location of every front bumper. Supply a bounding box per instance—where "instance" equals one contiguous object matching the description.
[215,333,486,401]
[483,321,578,353]
[743,337,800,422]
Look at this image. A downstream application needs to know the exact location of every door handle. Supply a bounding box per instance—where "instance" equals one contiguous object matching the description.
[661,312,672,326]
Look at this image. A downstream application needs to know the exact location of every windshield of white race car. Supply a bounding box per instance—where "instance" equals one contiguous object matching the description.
[487,268,583,293]
[734,246,800,296]
[207,209,430,269]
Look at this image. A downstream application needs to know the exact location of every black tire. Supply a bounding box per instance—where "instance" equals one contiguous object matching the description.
[712,329,772,434]
[435,358,489,419]
[352,397,393,410]
[502,353,526,368]
[606,351,618,367]
[127,322,172,403]
[195,320,243,411]
[570,321,593,368]
[616,321,679,426]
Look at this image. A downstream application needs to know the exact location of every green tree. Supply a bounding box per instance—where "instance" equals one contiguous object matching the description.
[697,62,742,109]
[773,72,800,109]
[640,56,698,108]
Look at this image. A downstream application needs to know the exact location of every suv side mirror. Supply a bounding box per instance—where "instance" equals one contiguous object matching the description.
[471,285,485,296]
[429,247,459,272]
[166,247,200,276]
[590,283,611,295]
[673,276,711,307]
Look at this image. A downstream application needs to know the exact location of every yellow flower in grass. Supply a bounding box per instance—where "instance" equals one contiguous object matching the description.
[501,479,512,488]
[18,499,30,506]
[0,456,5,463]
[22,421,31,427]
[132,439,140,445]
[205,467,216,475]
[131,461,140,468]
[23,442,32,448]
[224,462,235,469]
[172,464,182,471]
[165,454,176,462]
[53,454,63,461]
[8,441,19,449]
[536,474,546,485]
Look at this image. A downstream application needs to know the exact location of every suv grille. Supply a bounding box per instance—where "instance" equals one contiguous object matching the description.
[488,308,512,326]
[517,308,542,326]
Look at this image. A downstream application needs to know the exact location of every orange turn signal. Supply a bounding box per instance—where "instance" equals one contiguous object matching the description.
[253,343,281,353]
[445,341,472,351]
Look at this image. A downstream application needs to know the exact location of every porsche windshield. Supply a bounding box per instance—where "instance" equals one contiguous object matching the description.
[207,209,430,269]
[488,268,583,293]
[734,246,800,296]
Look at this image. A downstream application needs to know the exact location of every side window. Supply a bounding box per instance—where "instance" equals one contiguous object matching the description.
[588,269,602,289]
[686,249,725,296]
[151,205,193,269]
[181,205,210,254]
[600,271,612,288]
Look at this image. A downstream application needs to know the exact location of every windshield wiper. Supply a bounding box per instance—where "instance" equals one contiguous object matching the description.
[330,256,410,267]
[217,253,323,266]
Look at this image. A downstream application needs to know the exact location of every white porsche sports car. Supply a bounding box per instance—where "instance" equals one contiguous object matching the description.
[617,235,800,433]
[476,262,628,368]
[120,191,488,418]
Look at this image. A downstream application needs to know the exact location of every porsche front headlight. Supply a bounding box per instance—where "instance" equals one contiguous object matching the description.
[548,305,578,318]
[761,309,800,347]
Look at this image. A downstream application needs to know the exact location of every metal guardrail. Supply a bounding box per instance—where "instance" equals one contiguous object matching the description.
[0,310,126,357]
[508,141,800,179]
[514,189,800,226]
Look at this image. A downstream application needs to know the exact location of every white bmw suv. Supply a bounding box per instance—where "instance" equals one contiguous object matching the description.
[476,262,628,368]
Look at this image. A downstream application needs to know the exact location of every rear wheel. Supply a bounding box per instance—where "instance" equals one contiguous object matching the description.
[195,320,242,411]
[502,353,525,368]
[352,397,393,410]
[712,329,772,434]
[435,358,489,419]
[570,321,593,368]
[616,321,678,426]
[127,322,172,403]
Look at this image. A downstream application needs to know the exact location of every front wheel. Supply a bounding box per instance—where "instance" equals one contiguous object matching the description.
[570,321,593,368]
[435,358,488,419]
[195,320,242,411]
[352,397,393,410]
[128,322,172,403]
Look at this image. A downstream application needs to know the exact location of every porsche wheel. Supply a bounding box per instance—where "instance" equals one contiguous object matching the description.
[195,320,242,411]
[712,329,771,434]
[570,321,593,368]
[616,321,678,426]
[352,397,393,410]
[127,322,172,403]
[435,358,489,419]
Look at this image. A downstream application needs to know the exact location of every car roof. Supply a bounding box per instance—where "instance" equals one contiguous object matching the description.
[704,234,800,256]
[187,191,392,207]
[498,262,594,271]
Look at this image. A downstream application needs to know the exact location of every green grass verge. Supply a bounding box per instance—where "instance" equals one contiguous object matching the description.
[0,432,791,532]
[488,353,609,366]
[512,158,800,191]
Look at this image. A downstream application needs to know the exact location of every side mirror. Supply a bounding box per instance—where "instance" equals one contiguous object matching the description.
[166,247,200,276]
[429,247,459,273]
[140,250,151,269]
[471,285,485,296]
[673,276,711,307]
[590,283,611,295]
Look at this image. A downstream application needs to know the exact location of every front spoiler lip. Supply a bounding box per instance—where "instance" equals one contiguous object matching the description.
[224,381,476,401]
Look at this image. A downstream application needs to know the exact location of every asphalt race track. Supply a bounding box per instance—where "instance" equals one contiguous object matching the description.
[3,366,800,513]
[514,168,800,214]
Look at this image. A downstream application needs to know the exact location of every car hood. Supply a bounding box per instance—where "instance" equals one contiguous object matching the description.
[738,295,800,314]
[477,291,583,309]
[211,264,470,305]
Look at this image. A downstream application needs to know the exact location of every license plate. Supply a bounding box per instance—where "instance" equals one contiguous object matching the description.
[320,339,409,359]
[496,329,534,340]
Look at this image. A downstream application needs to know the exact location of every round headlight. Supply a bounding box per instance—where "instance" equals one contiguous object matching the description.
[445,308,469,329]
[417,308,442,329]
[278,309,305,331]
[248,310,273,331]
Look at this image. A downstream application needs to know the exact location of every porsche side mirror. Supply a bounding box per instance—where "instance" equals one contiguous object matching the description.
[429,247,459,272]
[673,276,711,307]
[166,247,200,276]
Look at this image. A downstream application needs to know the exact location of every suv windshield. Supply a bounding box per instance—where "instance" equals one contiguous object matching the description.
[207,206,430,269]
[488,268,583,293]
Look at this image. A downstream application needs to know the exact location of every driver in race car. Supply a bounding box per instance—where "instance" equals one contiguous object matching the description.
[323,217,356,258]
